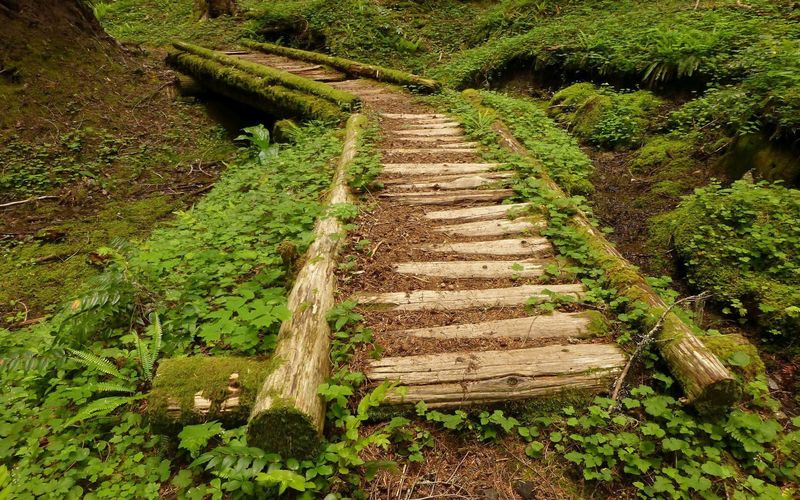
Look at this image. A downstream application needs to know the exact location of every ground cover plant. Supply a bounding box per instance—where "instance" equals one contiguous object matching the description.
[0,123,347,496]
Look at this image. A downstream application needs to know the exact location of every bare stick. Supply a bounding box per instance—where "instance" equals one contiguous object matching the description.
[611,292,711,402]
[0,196,59,209]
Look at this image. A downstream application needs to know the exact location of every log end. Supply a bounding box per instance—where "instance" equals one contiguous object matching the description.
[147,356,272,432]
[691,378,742,416]
[247,406,321,459]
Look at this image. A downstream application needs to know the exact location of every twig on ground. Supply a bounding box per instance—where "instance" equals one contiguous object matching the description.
[0,196,59,209]
[611,292,711,402]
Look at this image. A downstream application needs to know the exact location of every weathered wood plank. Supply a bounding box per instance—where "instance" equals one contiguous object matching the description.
[381,113,449,119]
[394,128,463,137]
[402,122,462,129]
[435,217,545,237]
[368,344,626,406]
[395,311,600,339]
[355,283,584,311]
[381,163,501,175]
[393,259,546,278]
[420,238,552,256]
[389,173,513,191]
[384,147,477,154]
[381,189,513,205]
[425,203,530,221]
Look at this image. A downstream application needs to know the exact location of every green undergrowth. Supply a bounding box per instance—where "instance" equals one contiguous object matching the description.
[654,181,800,339]
[0,122,346,496]
[416,88,800,498]
[548,83,664,149]
[97,0,262,46]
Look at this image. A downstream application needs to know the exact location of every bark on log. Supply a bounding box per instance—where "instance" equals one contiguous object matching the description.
[466,90,738,412]
[246,114,366,458]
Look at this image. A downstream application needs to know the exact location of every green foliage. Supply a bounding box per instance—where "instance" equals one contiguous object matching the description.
[179,422,225,458]
[549,83,663,149]
[346,122,383,192]
[656,180,800,337]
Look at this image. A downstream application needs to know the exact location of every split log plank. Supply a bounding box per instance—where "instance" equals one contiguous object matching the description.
[381,113,449,119]
[368,344,626,406]
[382,163,501,175]
[396,311,600,339]
[393,260,546,278]
[384,148,478,154]
[435,217,545,237]
[425,203,530,221]
[402,122,462,129]
[247,114,366,458]
[381,189,513,205]
[355,283,584,311]
[389,174,512,191]
[394,128,463,137]
[420,238,552,256]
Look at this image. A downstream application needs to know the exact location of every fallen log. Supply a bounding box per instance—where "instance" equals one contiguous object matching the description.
[246,114,367,458]
[464,90,738,412]
[165,51,344,121]
[241,40,441,92]
[147,357,271,431]
[172,42,360,110]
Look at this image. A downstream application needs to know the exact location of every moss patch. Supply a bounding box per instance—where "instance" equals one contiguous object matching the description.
[247,406,321,458]
[702,334,766,384]
[148,356,274,431]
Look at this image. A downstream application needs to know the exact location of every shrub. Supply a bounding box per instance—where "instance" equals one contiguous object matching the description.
[656,180,800,337]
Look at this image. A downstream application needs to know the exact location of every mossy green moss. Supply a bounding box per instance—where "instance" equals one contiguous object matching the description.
[702,334,765,383]
[272,119,301,144]
[247,406,321,458]
[716,133,800,184]
[147,356,273,432]
[166,52,345,122]
[241,40,441,92]
[548,83,662,149]
[173,41,361,110]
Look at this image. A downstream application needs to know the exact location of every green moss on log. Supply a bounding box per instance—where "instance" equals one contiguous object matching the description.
[166,52,345,121]
[272,119,301,144]
[247,405,321,459]
[173,41,360,110]
[702,334,765,384]
[241,40,441,93]
[147,356,273,432]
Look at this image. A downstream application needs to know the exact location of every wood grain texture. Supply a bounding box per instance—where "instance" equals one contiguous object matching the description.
[420,237,552,256]
[435,217,545,237]
[393,259,546,278]
[381,162,501,175]
[381,189,514,205]
[356,283,585,311]
[394,312,596,339]
[425,203,530,221]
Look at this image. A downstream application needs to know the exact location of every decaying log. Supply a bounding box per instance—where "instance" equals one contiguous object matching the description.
[467,90,738,412]
[246,114,367,458]
[147,357,271,430]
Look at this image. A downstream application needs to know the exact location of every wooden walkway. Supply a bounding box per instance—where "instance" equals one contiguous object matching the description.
[229,49,627,407]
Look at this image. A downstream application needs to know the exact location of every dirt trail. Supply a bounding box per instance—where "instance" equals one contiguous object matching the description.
[233,51,626,410]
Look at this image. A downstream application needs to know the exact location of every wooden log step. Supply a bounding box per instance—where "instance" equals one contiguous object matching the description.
[390,137,476,144]
[395,311,601,340]
[381,163,501,175]
[384,148,477,154]
[436,218,545,237]
[393,260,546,279]
[381,113,449,119]
[292,65,324,72]
[402,122,462,129]
[380,189,513,205]
[425,203,530,221]
[389,173,513,191]
[355,283,584,311]
[369,344,625,407]
[420,238,552,257]
[394,128,463,137]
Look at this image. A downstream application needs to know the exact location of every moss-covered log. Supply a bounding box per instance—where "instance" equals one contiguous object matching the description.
[241,40,441,93]
[462,90,739,412]
[172,41,360,110]
[166,51,344,121]
[147,357,273,432]
[247,114,367,458]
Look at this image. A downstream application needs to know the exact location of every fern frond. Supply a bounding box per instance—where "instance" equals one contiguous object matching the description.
[67,348,124,380]
[89,382,137,394]
[149,312,163,368]
[132,331,152,382]
[65,395,143,427]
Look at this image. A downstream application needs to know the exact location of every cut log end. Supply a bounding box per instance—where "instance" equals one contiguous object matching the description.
[247,406,321,459]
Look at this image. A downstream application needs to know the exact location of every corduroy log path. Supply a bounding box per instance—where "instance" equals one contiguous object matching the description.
[162,42,736,457]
